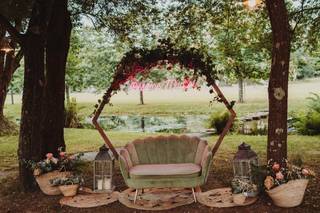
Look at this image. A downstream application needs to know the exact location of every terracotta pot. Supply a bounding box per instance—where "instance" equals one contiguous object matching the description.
[267,179,309,208]
[59,184,79,197]
[35,171,71,195]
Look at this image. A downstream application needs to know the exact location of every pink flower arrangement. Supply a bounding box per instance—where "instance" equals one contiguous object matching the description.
[46,153,53,159]
[264,159,316,190]
[24,148,83,176]
[272,163,280,172]
[275,172,284,180]
[59,152,66,157]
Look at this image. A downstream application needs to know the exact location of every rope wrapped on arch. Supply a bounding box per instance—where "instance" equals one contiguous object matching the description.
[92,40,236,159]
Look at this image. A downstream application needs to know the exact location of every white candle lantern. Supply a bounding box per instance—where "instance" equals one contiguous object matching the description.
[93,145,115,192]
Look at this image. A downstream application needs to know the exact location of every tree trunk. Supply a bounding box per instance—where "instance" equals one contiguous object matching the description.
[266,0,291,164]
[18,0,53,191]
[238,78,244,103]
[139,90,144,105]
[18,31,45,191]
[0,24,21,135]
[41,0,71,156]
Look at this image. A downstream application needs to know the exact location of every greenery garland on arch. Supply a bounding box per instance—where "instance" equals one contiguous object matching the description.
[92,39,236,159]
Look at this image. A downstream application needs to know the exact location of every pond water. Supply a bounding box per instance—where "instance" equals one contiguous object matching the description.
[84,115,209,133]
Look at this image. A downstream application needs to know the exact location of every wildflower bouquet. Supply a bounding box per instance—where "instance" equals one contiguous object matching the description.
[24,148,84,176]
[264,159,315,190]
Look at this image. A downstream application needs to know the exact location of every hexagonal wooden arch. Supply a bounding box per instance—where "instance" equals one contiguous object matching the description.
[92,44,236,160]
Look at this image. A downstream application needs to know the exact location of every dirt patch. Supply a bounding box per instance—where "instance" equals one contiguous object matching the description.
[0,163,319,213]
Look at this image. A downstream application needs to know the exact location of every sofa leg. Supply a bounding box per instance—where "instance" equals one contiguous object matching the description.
[192,188,197,203]
[134,189,138,204]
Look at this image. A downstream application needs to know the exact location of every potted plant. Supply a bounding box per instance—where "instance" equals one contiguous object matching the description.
[264,159,316,208]
[231,178,258,205]
[24,148,84,195]
[50,175,84,197]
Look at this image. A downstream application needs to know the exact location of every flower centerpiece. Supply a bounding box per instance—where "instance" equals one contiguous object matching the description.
[24,148,84,195]
[50,175,84,197]
[264,159,316,207]
[231,178,258,205]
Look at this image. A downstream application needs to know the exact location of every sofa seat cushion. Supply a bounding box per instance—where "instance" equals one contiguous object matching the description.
[129,163,201,179]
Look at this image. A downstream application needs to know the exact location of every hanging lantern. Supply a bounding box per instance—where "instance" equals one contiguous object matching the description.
[0,37,14,53]
[93,145,115,192]
[243,0,262,10]
[233,142,258,181]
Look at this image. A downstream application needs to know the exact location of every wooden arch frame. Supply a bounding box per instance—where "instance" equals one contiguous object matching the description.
[92,41,236,159]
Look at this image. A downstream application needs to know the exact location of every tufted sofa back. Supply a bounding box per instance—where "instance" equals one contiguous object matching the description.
[124,135,208,165]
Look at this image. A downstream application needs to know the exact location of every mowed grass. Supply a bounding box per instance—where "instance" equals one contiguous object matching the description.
[3,99,307,121]
[4,78,319,119]
[1,128,319,171]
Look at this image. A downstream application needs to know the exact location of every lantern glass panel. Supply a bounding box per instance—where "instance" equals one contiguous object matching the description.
[93,146,115,192]
[233,143,259,181]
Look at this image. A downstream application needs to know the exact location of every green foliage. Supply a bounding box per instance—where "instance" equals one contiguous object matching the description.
[8,67,23,94]
[306,92,320,113]
[231,178,258,194]
[50,175,84,186]
[64,98,82,128]
[206,110,231,134]
[0,116,18,136]
[294,93,320,135]
[290,50,320,80]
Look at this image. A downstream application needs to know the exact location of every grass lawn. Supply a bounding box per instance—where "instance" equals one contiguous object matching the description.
[4,78,319,120]
[1,128,319,171]
[3,99,308,122]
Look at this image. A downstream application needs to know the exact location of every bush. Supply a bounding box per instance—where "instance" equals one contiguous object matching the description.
[206,111,233,134]
[64,98,82,128]
[293,93,320,135]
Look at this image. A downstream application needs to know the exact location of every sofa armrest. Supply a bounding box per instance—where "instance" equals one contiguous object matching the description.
[200,146,212,179]
[119,149,133,179]
[119,155,130,179]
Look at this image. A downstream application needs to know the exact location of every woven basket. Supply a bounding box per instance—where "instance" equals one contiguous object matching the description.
[35,171,71,195]
[59,184,79,197]
[267,179,309,208]
[232,193,246,205]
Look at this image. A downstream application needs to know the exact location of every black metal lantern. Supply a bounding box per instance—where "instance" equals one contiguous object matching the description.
[93,145,115,192]
[233,142,258,181]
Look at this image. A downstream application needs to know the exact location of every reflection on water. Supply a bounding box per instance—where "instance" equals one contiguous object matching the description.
[85,115,208,133]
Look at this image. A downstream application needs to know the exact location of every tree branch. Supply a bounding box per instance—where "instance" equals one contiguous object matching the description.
[0,15,22,44]
[290,6,320,17]
[12,48,24,72]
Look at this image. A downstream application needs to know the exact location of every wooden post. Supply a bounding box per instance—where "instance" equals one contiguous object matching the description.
[210,81,237,157]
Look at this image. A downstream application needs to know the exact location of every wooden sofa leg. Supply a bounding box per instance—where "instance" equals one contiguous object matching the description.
[195,186,202,193]
[134,189,139,204]
[192,188,197,203]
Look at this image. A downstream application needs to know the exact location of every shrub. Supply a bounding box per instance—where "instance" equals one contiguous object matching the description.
[293,93,320,135]
[65,98,82,128]
[206,111,232,134]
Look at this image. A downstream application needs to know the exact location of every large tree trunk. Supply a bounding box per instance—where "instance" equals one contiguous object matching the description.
[18,0,53,191]
[41,0,71,156]
[18,31,45,191]
[238,78,244,103]
[266,0,291,164]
